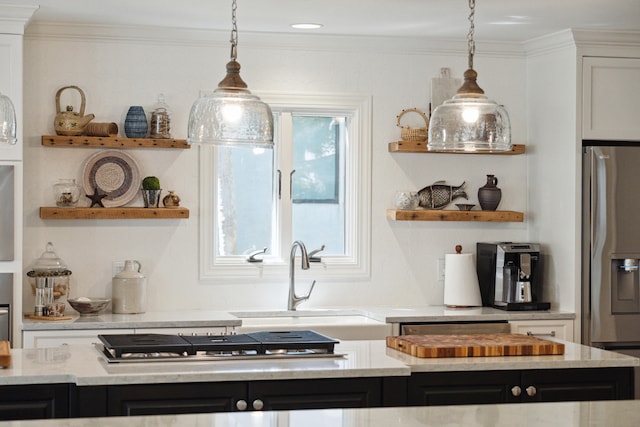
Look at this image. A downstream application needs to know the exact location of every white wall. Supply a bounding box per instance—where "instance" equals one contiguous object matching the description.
[525,32,579,315]
[21,24,531,313]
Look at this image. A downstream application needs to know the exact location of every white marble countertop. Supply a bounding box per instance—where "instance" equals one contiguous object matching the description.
[361,306,576,323]
[0,340,410,386]
[22,310,242,330]
[0,339,636,386]
[1,400,639,426]
[21,306,575,331]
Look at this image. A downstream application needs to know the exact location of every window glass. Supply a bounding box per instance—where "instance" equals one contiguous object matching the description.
[291,115,346,255]
[215,146,274,256]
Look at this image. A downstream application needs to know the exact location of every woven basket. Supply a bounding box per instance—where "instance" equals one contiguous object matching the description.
[397,108,429,141]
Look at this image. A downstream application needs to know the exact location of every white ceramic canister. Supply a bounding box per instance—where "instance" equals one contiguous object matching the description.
[112,260,147,314]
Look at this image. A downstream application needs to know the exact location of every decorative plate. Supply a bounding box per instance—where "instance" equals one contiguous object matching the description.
[82,150,140,208]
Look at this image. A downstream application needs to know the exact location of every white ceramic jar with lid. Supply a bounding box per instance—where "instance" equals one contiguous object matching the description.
[112,260,147,314]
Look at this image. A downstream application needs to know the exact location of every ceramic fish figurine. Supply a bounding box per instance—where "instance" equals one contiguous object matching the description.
[417,181,468,209]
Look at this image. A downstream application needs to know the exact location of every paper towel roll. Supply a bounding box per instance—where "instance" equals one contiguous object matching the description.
[443,252,482,307]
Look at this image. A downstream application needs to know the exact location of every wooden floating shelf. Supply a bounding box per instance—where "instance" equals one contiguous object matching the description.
[387,209,524,222]
[40,207,190,220]
[388,141,525,155]
[41,135,190,149]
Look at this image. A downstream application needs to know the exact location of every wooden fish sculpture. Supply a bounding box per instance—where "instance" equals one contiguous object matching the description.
[417,181,468,209]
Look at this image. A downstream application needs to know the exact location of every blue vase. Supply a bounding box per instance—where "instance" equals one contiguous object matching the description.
[124,106,148,138]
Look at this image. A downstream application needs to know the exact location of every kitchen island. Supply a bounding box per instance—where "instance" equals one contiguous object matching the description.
[0,339,636,420]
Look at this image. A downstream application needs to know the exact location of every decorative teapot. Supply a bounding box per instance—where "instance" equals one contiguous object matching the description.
[54,85,95,136]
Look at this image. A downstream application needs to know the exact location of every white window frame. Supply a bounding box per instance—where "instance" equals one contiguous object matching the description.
[199,92,372,282]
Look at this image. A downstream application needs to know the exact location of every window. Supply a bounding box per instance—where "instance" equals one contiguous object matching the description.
[199,93,371,281]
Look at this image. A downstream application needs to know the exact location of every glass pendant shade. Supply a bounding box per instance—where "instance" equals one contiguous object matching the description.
[428,93,511,152]
[0,92,17,145]
[428,70,511,152]
[187,83,274,148]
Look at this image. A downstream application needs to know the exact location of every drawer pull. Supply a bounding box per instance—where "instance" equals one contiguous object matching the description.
[236,400,248,411]
[526,330,555,337]
[511,386,522,397]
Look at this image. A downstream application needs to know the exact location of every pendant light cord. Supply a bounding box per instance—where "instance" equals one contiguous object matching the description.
[467,0,476,70]
[230,0,238,61]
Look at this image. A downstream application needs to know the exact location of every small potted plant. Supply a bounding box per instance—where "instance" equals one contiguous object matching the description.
[141,176,162,208]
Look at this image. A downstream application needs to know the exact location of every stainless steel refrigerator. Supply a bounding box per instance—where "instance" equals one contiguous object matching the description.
[582,141,640,397]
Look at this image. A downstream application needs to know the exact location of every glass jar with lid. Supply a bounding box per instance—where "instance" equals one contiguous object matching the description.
[149,93,172,139]
[53,178,81,208]
[27,242,72,316]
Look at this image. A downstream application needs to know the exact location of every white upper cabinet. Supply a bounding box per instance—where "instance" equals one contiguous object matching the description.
[582,56,640,141]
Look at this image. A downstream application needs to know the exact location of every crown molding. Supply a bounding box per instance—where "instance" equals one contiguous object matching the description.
[0,4,39,35]
[524,28,640,57]
[24,21,525,58]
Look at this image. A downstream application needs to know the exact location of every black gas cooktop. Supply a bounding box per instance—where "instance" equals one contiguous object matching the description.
[97,330,342,363]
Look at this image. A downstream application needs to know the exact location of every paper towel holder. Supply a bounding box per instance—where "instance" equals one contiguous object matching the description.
[443,244,483,308]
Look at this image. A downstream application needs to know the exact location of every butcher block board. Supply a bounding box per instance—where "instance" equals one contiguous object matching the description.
[387,334,565,358]
[0,341,10,368]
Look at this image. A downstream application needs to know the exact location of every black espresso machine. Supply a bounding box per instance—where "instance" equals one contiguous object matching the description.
[477,242,550,311]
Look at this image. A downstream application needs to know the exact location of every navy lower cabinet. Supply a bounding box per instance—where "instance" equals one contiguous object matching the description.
[249,378,383,411]
[0,384,69,420]
[519,368,634,403]
[106,382,245,416]
[408,371,521,406]
[407,368,634,406]
[101,378,384,417]
[6,367,633,420]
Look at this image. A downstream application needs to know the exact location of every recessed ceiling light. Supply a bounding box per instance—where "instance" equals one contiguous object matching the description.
[291,23,323,30]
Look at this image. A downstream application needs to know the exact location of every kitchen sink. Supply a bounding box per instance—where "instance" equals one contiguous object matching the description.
[230,310,392,340]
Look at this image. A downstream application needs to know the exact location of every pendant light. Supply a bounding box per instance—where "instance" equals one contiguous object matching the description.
[0,92,17,145]
[187,0,274,148]
[428,0,511,152]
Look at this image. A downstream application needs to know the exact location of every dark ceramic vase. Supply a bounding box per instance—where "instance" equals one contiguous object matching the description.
[124,106,148,138]
[478,174,501,211]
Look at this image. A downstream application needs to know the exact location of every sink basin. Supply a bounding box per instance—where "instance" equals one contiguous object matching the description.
[231,311,392,340]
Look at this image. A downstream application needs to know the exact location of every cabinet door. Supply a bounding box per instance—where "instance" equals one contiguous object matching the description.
[509,319,574,341]
[408,371,521,406]
[250,377,382,410]
[583,57,640,140]
[520,368,634,403]
[0,384,69,420]
[107,382,246,416]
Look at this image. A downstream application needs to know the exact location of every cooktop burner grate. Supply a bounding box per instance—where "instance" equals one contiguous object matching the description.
[97,330,341,362]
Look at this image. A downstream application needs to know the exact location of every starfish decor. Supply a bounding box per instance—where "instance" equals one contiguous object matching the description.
[86,186,108,207]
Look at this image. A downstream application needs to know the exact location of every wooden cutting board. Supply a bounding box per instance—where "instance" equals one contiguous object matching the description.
[387,334,565,358]
[0,341,10,368]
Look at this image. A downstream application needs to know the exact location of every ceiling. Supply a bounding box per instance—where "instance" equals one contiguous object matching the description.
[7,0,640,42]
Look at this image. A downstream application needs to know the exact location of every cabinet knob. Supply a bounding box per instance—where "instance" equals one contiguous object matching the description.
[236,400,248,411]
[252,399,264,410]
[526,386,537,397]
[511,386,522,397]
